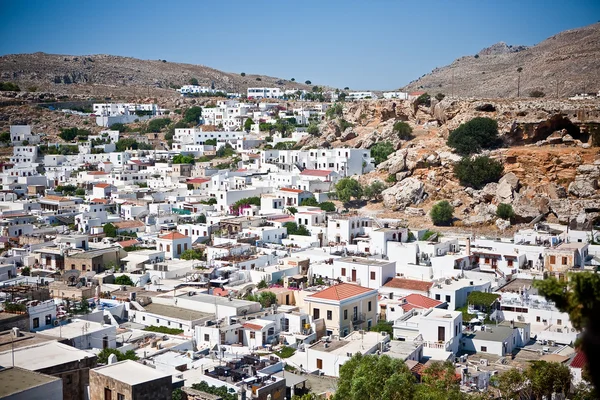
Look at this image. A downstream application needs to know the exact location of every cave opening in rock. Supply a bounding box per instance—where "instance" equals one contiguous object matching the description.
[533,114,588,143]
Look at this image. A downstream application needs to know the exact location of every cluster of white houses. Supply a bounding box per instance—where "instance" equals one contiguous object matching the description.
[0,120,596,398]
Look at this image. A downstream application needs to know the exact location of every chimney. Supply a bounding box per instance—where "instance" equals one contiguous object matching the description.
[466,237,471,257]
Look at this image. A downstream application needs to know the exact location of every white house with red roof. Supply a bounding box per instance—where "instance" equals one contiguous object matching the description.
[156,231,192,259]
[92,183,116,199]
[303,283,379,337]
[379,293,444,322]
[276,187,313,207]
[299,169,340,183]
[261,148,374,176]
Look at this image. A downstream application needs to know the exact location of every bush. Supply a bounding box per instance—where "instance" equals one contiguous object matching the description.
[183,106,202,124]
[59,127,90,141]
[146,118,171,133]
[283,222,310,236]
[0,131,10,143]
[326,103,343,119]
[244,118,253,131]
[370,142,395,166]
[115,138,153,151]
[435,93,446,101]
[415,93,431,107]
[393,121,413,140]
[97,348,138,364]
[319,201,336,212]
[240,72,246,77]
[275,346,296,358]
[529,90,545,98]
[189,77,199,85]
[300,198,318,206]
[180,249,203,261]
[335,177,363,205]
[454,155,504,189]
[287,206,298,215]
[363,181,385,201]
[143,325,184,335]
[110,123,128,132]
[430,200,454,226]
[115,275,134,286]
[103,223,117,237]
[386,174,397,184]
[447,117,500,155]
[338,118,353,131]
[307,122,319,136]
[0,82,20,91]
[21,266,31,276]
[172,154,195,164]
[496,203,515,220]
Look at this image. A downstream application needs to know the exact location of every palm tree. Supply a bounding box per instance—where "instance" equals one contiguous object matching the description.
[517,67,523,97]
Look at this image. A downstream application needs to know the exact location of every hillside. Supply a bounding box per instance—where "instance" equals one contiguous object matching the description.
[0,53,309,98]
[403,22,600,98]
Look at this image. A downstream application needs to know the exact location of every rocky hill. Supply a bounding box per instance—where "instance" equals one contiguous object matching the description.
[403,23,600,98]
[0,53,309,98]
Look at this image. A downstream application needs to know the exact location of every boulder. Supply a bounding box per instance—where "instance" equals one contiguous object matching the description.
[568,179,598,198]
[382,178,426,210]
[496,219,511,231]
[340,128,357,142]
[481,183,498,202]
[395,171,412,182]
[498,172,520,191]
[405,207,425,216]
[451,199,463,207]
[546,131,564,144]
[512,193,550,222]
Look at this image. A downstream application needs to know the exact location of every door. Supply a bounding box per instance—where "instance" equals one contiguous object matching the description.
[238,329,243,344]
[313,308,320,319]
[351,269,357,282]
[437,326,445,342]
[285,294,290,305]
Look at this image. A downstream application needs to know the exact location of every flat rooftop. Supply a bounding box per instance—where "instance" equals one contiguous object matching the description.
[142,303,212,321]
[182,293,259,308]
[39,319,112,340]
[0,341,95,371]
[92,359,171,386]
[0,366,61,397]
[497,278,536,294]
[386,340,422,358]
[465,325,514,343]
[336,256,391,266]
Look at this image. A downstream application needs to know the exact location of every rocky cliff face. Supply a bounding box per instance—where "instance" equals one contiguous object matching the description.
[304,97,600,230]
[403,22,600,98]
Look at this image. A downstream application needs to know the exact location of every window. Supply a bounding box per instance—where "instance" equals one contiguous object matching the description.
[550,255,556,264]
[117,394,125,400]
[344,310,348,320]
[507,259,513,267]
[327,310,332,320]
[557,319,562,325]
[368,301,372,312]
[435,294,441,301]
[370,271,376,280]
[142,316,145,321]
[341,268,346,276]
[33,318,39,329]
[156,318,159,323]
[562,257,567,265]
[316,358,323,369]
[313,309,320,319]
[204,334,210,341]
[536,316,541,322]
[45,314,52,325]
[66,374,72,384]
[445,295,451,303]
[250,331,255,338]
[104,388,112,400]
[481,346,487,352]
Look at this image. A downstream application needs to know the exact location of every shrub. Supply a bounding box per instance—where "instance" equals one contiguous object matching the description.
[287,206,298,215]
[307,122,319,136]
[275,346,296,358]
[435,93,446,101]
[496,203,515,220]
[180,249,204,260]
[0,82,20,91]
[305,80,311,85]
[183,106,202,124]
[393,121,414,140]
[300,198,318,207]
[363,181,385,201]
[338,118,353,132]
[143,325,184,335]
[146,118,171,133]
[244,118,254,131]
[386,174,397,184]
[97,348,138,364]
[172,154,195,164]
[454,155,504,189]
[103,223,117,237]
[256,77,261,81]
[335,178,363,205]
[59,127,90,141]
[241,72,246,77]
[319,201,336,212]
[370,141,395,166]
[430,200,454,226]
[115,275,134,286]
[447,117,500,155]
[189,77,199,85]
[325,103,343,119]
[529,90,545,98]
[0,132,10,143]
[415,93,431,107]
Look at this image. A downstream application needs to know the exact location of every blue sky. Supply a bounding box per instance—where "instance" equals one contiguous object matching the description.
[1,0,598,90]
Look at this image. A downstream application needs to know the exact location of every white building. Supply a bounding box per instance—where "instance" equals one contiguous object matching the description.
[10,125,41,145]
[327,257,396,289]
[383,92,409,100]
[27,300,57,331]
[156,232,192,259]
[247,87,283,99]
[262,148,374,177]
[347,92,378,100]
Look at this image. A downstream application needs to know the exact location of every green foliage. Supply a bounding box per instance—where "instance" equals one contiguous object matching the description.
[197,214,207,223]
[216,143,235,158]
[529,90,545,98]
[386,174,397,184]
[0,131,10,143]
[435,93,446,101]
[363,181,385,201]
[200,198,218,205]
[393,121,414,140]
[496,203,515,220]
[335,178,363,205]
[191,382,237,400]
[0,82,20,91]
[273,141,296,150]
[319,201,336,212]
[75,188,85,196]
[491,368,525,400]
[244,118,254,131]
[21,266,31,276]
[146,118,171,133]
[447,117,500,155]
[287,206,298,215]
[115,275,134,286]
[467,291,500,307]
[300,197,318,207]
[370,141,395,166]
[203,138,216,146]
[180,249,204,261]
[326,103,344,119]
[97,348,139,364]
[240,72,246,77]
[172,388,183,400]
[189,77,199,85]
[526,361,571,399]
[4,303,26,313]
[283,222,310,236]
[115,138,153,151]
[305,80,311,85]
[259,122,273,132]
[338,118,353,132]
[59,127,91,141]
[109,122,129,132]
[246,291,277,308]
[307,122,319,136]
[421,230,438,241]
[453,155,504,189]
[172,154,195,164]
[257,279,268,289]
[369,321,393,335]
[233,197,261,209]
[143,325,185,335]
[415,93,431,107]
[183,106,203,124]
[103,223,117,237]
[430,200,454,226]
[56,184,78,195]
[275,346,296,358]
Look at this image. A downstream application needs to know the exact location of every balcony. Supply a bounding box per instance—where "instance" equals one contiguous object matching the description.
[352,312,366,325]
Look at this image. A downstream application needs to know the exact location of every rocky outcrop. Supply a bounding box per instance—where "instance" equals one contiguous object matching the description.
[382,178,427,210]
[496,172,520,203]
[568,163,600,198]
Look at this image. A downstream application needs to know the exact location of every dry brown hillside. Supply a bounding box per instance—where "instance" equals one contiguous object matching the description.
[403,23,600,99]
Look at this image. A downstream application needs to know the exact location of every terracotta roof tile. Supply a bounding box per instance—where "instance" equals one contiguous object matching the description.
[570,352,587,369]
[90,198,109,204]
[243,323,263,331]
[383,278,433,292]
[158,232,188,240]
[118,239,139,248]
[308,283,376,301]
[279,188,303,193]
[187,178,210,184]
[300,169,333,177]
[94,183,111,188]
[113,220,145,229]
[400,294,443,311]
[88,171,109,176]
[42,195,70,202]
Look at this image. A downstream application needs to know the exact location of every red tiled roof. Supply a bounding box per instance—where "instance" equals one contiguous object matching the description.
[158,232,188,240]
[383,278,433,292]
[130,160,143,165]
[400,294,443,312]
[570,352,587,369]
[243,323,263,331]
[187,178,210,184]
[308,283,376,301]
[409,91,426,96]
[91,198,109,204]
[94,183,111,188]
[118,239,139,248]
[300,169,333,177]
[88,171,109,175]
[280,188,303,193]
[43,195,70,202]
[213,288,230,297]
[236,168,248,172]
[113,220,145,229]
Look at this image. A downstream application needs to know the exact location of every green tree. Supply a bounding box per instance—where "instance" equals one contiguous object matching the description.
[191,382,237,400]
[526,361,571,399]
[115,138,153,151]
[115,275,134,286]
[146,118,171,133]
[415,93,431,107]
[110,123,128,133]
[257,279,268,289]
[21,266,31,276]
[492,368,527,400]
[183,106,202,124]
[172,388,184,400]
[180,249,204,261]
[0,131,10,143]
[417,361,464,400]
[307,122,320,136]
[447,117,500,155]
[241,72,246,77]
[0,82,20,91]
[172,154,195,164]
[393,121,414,140]
[204,138,217,146]
[430,200,454,226]
[97,348,139,364]
[75,188,85,196]
[319,201,336,212]
[454,155,504,189]
[103,223,117,237]
[248,291,278,308]
[363,181,385,201]
[305,80,311,85]
[283,222,311,236]
[370,142,395,166]
[369,320,393,335]
[435,93,446,101]
[244,118,254,131]
[59,127,91,141]
[496,203,515,220]
[197,214,207,223]
[273,141,296,150]
[335,177,363,205]
[189,77,199,85]
[300,197,319,207]
[287,206,298,215]
[326,103,344,119]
